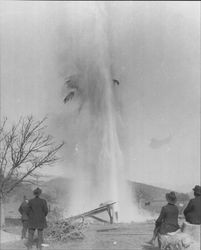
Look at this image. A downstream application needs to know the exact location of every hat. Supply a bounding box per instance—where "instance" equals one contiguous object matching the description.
[33,187,42,196]
[193,185,201,195]
[166,191,177,204]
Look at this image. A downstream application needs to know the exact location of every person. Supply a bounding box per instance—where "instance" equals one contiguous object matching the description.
[183,185,201,225]
[147,191,180,246]
[18,196,29,239]
[26,187,48,250]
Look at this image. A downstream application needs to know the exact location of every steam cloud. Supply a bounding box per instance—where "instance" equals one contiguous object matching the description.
[57,2,143,221]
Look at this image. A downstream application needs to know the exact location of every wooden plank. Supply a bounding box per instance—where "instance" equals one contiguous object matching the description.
[66,202,116,222]
[89,215,110,224]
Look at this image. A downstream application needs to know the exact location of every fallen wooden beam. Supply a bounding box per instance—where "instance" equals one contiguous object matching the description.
[89,215,110,224]
[66,202,116,224]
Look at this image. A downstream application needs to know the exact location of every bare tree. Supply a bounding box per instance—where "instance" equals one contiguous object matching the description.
[0,116,64,227]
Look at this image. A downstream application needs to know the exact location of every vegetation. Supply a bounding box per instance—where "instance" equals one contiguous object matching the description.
[0,116,64,227]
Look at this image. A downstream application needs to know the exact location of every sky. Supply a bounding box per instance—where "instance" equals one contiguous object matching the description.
[0,1,200,193]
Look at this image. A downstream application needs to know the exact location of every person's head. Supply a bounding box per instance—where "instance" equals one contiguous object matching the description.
[192,185,201,197]
[165,191,177,205]
[33,187,42,197]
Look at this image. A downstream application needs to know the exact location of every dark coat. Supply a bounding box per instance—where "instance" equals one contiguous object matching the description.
[27,197,48,229]
[183,196,201,225]
[155,203,180,235]
[18,201,29,221]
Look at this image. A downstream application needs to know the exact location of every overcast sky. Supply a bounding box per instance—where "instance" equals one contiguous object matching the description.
[1,1,200,192]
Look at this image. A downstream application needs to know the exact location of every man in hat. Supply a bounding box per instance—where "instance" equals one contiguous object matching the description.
[26,187,48,250]
[18,195,29,239]
[147,191,180,246]
[183,185,201,225]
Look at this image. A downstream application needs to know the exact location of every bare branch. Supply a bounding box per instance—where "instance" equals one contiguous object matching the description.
[0,116,64,198]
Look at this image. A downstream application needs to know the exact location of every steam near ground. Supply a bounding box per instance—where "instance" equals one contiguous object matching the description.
[1,2,200,221]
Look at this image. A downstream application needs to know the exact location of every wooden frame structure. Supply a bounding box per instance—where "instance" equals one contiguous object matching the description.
[66,202,117,224]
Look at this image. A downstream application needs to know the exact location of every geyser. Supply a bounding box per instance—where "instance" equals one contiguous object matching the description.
[61,2,143,222]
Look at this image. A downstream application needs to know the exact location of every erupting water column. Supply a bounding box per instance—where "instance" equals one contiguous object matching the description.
[65,2,141,222]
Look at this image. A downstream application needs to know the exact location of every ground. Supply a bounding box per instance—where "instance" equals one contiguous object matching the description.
[1,222,157,250]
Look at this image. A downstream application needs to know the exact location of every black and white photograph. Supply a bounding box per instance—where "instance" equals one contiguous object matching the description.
[0,1,200,250]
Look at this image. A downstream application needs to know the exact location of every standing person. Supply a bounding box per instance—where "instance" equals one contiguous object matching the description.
[26,188,48,250]
[183,185,201,225]
[147,191,180,246]
[18,196,29,239]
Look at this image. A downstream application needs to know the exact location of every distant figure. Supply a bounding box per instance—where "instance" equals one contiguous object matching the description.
[147,192,180,246]
[26,188,48,250]
[18,196,29,239]
[184,185,201,225]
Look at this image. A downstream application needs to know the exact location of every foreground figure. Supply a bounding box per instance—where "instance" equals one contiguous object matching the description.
[148,187,201,250]
[184,185,201,225]
[26,188,48,250]
[148,192,180,246]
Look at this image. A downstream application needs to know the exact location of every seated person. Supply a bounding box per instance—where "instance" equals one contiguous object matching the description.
[148,191,180,245]
[184,185,201,225]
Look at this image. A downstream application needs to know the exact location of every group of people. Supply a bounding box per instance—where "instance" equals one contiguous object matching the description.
[19,185,201,250]
[18,187,48,250]
[148,185,201,246]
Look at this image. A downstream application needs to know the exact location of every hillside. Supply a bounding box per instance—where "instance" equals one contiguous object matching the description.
[130,181,189,213]
[4,177,189,218]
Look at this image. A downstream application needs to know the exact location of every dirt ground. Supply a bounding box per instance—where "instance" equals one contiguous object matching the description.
[1,222,157,250]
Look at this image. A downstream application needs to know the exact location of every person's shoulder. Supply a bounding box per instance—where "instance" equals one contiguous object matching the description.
[164,203,174,208]
[190,197,197,202]
[173,204,179,210]
[186,197,196,205]
[39,197,47,203]
[27,198,34,205]
[162,204,168,210]
[194,196,201,201]
[164,203,178,210]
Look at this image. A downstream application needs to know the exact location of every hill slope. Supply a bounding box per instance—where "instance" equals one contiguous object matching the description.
[5,177,189,218]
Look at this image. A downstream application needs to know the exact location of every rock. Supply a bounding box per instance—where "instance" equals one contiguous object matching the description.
[181,221,200,242]
[158,222,200,250]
